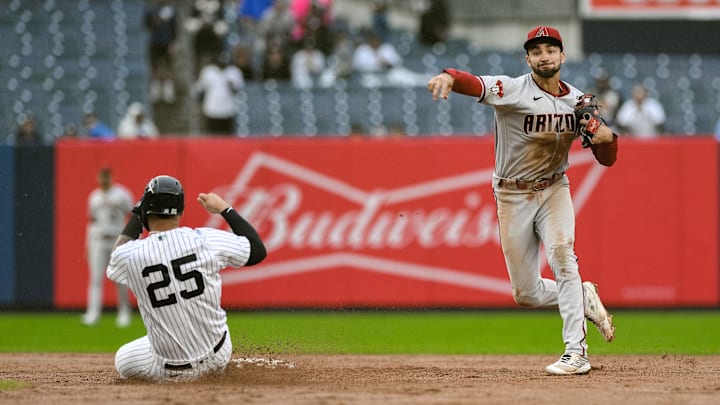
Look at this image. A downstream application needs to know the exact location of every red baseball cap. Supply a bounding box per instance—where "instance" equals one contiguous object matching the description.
[523,25,563,51]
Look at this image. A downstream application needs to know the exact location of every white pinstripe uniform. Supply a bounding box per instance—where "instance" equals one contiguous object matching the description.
[107,226,251,382]
[85,183,134,326]
[476,72,589,356]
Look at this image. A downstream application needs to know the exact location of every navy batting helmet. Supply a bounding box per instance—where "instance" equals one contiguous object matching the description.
[140,175,184,229]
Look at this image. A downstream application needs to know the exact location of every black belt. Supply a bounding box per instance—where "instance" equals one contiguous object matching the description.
[164,331,227,370]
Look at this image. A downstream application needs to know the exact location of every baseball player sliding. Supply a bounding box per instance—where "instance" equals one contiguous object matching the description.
[428,26,618,375]
[107,175,267,382]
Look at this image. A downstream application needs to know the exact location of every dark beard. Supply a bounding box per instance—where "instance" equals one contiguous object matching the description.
[532,64,561,79]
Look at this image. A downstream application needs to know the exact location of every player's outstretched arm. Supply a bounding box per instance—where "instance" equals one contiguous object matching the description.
[428,68,485,100]
[198,192,267,265]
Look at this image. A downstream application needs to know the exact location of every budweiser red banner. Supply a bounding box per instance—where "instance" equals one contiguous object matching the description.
[54,137,719,309]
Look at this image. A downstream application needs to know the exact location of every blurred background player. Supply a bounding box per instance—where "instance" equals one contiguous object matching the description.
[83,167,134,327]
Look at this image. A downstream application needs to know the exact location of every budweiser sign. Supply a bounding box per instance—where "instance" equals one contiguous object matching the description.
[51,138,720,308]
[205,149,607,298]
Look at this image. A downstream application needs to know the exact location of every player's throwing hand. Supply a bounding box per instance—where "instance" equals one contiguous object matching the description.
[197,192,231,214]
[427,72,454,100]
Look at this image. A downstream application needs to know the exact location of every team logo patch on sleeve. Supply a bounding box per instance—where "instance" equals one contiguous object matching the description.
[489,80,504,97]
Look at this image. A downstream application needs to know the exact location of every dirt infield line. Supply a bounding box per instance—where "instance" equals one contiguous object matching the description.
[1,353,719,404]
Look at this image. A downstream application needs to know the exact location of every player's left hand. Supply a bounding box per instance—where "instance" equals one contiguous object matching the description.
[574,93,614,147]
[197,192,231,214]
[582,121,614,144]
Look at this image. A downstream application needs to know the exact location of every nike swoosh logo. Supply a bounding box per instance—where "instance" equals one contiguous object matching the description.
[533,96,542,100]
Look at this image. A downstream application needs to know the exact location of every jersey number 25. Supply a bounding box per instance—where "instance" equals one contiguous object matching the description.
[141,254,206,308]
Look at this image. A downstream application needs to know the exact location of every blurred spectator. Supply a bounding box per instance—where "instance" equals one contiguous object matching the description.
[237,0,274,23]
[62,123,80,138]
[117,102,160,139]
[352,29,402,73]
[591,71,622,127]
[352,29,429,87]
[236,0,274,41]
[290,0,333,54]
[262,41,292,81]
[15,114,42,145]
[368,122,405,139]
[715,117,720,142]
[231,42,258,81]
[318,28,355,87]
[186,0,229,77]
[616,84,666,138]
[371,1,389,42]
[84,113,116,139]
[194,53,245,135]
[144,0,178,104]
[291,38,326,88]
[256,0,295,53]
[419,0,451,46]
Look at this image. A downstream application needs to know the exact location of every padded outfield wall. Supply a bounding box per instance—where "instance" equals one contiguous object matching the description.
[0,137,718,309]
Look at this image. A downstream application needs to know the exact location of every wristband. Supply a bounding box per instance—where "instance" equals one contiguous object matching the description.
[443,68,484,97]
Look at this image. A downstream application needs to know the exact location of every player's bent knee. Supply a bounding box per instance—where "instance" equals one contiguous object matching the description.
[547,241,578,273]
[115,353,130,379]
[512,292,542,307]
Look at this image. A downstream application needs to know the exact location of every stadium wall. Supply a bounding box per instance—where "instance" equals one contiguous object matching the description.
[0,146,15,305]
[0,146,55,308]
[2,138,719,309]
[14,146,55,308]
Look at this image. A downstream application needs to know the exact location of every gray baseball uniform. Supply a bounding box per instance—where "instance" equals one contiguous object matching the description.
[84,183,133,326]
[478,72,588,356]
[107,226,251,382]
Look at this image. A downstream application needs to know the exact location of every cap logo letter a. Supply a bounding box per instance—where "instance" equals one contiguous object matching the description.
[536,27,548,38]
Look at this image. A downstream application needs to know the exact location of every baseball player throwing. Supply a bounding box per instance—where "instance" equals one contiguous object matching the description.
[107,175,267,382]
[83,167,134,327]
[427,26,617,375]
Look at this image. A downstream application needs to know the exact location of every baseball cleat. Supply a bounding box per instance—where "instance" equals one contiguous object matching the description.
[81,313,99,327]
[583,281,615,342]
[546,353,591,375]
[116,312,131,328]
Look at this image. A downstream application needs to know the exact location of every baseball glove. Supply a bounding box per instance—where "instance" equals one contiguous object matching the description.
[574,94,606,148]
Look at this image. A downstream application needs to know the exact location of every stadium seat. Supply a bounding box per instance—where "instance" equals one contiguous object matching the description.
[1,1,720,140]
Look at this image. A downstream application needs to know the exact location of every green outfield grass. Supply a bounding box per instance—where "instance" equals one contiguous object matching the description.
[0,310,718,355]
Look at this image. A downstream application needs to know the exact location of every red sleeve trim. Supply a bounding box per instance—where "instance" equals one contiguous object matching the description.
[590,135,618,167]
[443,68,484,98]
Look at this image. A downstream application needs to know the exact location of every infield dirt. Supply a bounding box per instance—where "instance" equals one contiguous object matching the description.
[1,353,718,404]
